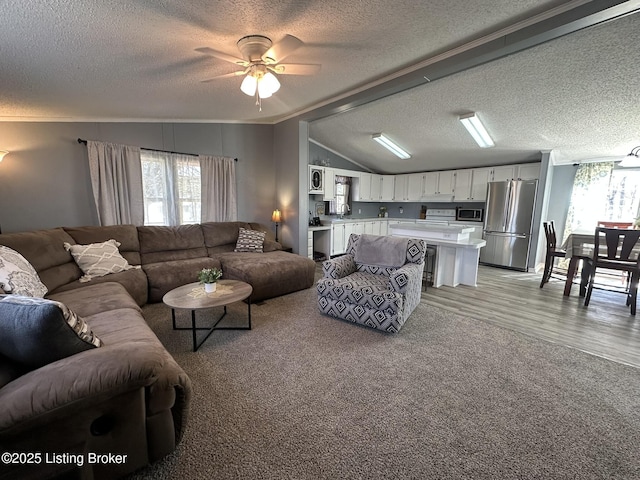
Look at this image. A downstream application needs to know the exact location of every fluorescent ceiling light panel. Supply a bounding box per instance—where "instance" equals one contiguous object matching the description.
[459,113,495,148]
[372,133,411,159]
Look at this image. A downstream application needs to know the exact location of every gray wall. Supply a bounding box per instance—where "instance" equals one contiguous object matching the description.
[0,122,275,233]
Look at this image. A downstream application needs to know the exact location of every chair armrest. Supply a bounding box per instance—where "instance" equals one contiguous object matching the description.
[322,254,356,279]
[389,263,423,294]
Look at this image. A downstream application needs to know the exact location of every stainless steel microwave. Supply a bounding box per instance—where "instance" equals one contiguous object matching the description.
[456,207,484,222]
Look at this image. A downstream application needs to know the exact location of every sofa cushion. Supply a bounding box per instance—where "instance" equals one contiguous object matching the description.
[64,224,141,265]
[50,268,149,307]
[142,257,222,303]
[220,251,315,303]
[0,246,48,297]
[0,354,27,388]
[234,227,265,253]
[0,228,82,292]
[138,224,208,264]
[64,239,140,282]
[47,281,141,317]
[0,295,102,368]
[201,221,251,255]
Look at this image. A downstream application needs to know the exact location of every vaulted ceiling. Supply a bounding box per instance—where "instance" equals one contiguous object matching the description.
[1,1,639,171]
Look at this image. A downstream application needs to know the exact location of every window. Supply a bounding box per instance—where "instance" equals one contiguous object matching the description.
[141,151,201,226]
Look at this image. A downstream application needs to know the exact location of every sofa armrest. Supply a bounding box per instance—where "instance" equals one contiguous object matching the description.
[322,254,356,279]
[388,263,424,294]
[0,339,191,437]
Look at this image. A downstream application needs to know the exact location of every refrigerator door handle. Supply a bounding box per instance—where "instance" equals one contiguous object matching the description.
[485,231,528,239]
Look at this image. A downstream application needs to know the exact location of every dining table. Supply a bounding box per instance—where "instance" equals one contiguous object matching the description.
[560,230,595,296]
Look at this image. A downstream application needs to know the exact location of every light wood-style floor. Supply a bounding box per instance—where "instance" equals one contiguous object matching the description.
[421,265,640,368]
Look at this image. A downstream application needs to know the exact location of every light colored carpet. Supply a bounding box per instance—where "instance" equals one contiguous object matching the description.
[129,282,640,480]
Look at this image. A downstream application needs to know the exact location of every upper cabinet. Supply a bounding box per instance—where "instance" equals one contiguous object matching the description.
[323,167,336,201]
[424,170,455,199]
[318,161,540,203]
[353,172,371,201]
[515,163,540,180]
[309,165,324,194]
[454,167,492,201]
[490,163,540,182]
[491,165,516,182]
[380,175,395,201]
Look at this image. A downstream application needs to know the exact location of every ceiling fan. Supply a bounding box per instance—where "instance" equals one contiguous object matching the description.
[196,34,321,110]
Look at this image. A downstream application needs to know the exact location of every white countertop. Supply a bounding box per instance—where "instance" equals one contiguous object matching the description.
[389,223,476,234]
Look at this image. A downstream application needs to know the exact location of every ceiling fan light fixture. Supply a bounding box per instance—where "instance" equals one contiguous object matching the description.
[258,72,281,98]
[372,133,411,159]
[459,113,495,148]
[240,74,257,96]
[619,146,640,167]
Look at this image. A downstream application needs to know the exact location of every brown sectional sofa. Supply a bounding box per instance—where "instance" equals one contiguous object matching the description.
[0,221,316,479]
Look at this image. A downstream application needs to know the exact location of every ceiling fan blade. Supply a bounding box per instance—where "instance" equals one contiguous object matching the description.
[270,64,321,75]
[195,47,247,66]
[201,70,248,83]
[262,34,303,63]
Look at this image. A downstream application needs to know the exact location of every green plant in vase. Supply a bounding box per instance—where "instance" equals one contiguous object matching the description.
[197,267,223,293]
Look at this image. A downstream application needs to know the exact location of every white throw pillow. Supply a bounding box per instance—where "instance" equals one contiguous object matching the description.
[0,245,48,297]
[64,239,139,283]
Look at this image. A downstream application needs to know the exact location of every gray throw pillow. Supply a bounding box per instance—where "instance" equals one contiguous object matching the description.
[0,295,102,368]
[0,245,48,297]
[234,227,266,253]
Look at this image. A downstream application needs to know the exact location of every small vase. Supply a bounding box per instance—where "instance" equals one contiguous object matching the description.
[204,282,217,293]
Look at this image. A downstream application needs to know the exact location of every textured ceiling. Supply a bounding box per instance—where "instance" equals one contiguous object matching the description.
[1,0,639,169]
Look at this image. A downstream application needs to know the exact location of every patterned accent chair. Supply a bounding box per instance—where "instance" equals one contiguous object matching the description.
[317,233,426,333]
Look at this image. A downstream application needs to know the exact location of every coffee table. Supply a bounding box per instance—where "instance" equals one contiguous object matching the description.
[162,279,252,352]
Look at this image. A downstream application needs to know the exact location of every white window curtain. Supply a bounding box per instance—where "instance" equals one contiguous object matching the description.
[87,140,144,226]
[562,161,615,241]
[141,151,201,226]
[200,155,237,222]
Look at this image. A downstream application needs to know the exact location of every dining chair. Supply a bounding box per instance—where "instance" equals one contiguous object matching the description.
[539,221,567,288]
[584,227,640,315]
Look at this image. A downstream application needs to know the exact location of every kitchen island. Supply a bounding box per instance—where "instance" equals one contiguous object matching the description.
[389,223,486,288]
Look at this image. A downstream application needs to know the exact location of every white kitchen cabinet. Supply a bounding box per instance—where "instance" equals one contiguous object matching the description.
[515,163,540,180]
[407,173,425,201]
[331,223,346,256]
[424,170,455,197]
[491,165,516,182]
[380,175,395,201]
[394,174,409,202]
[307,231,314,259]
[364,220,382,236]
[353,172,371,201]
[455,167,491,201]
[323,167,336,201]
[394,174,423,202]
[453,169,472,201]
[370,174,382,201]
[470,167,492,200]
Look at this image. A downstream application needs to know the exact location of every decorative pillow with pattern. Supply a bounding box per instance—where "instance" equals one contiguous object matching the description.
[234,228,266,253]
[64,239,140,283]
[0,245,48,297]
[0,295,102,368]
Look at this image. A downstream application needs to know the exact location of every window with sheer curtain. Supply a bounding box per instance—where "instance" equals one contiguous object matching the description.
[141,151,201,226]
[564,162,640,240]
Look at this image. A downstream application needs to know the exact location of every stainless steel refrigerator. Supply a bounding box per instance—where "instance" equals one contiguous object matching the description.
[480,179,538,271]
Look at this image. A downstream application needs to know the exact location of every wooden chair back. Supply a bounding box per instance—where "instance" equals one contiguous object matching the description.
[543,221,558,250]
[593,227,640,264]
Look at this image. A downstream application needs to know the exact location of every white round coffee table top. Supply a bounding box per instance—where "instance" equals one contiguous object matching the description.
[162,279,252,310]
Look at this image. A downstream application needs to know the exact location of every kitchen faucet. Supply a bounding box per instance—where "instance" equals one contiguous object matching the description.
[340,204,351,219]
